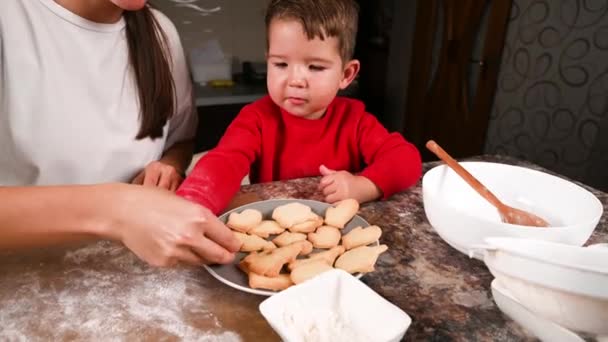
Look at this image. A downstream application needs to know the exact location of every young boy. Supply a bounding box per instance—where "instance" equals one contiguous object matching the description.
[177,0,422,215]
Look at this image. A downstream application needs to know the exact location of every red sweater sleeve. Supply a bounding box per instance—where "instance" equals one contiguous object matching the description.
[357,113,422,199]
[176,105,261,214]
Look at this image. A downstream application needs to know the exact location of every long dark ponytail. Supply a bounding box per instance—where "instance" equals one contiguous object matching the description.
[124,5,175,140]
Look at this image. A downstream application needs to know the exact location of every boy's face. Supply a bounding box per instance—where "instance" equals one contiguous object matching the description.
[266,19,359,120]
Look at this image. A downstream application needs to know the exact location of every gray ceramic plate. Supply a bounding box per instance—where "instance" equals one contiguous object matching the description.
[203,198,373,296]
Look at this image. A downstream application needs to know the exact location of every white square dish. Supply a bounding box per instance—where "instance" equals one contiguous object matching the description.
[259,269,411,342]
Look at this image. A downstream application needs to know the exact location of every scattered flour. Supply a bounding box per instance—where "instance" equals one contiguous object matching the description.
[280,300,372,342]
[410,256,493,309]
[283,310,370,342]
[0,241,242,341]
[451,290,494,309]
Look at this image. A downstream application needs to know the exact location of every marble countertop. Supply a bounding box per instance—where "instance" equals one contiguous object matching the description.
[1,155,606,341]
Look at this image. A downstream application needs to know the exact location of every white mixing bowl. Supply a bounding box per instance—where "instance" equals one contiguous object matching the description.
[422,162,603,258]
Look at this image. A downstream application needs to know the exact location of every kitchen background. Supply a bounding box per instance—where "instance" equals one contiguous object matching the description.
[152,0,268,75]
[152,0,608,192]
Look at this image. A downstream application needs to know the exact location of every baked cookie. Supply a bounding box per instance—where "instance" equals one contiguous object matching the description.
[288,214,324,233]
[324,199,359,228]
[234,232,276,252]
[249,273,293,291]
[249,220,285,238]
[272,202,319,229]
[227,209,263,233]
[242,243,303,277]
[290,259,334,284]
[272,231,307,247]
[341,225,382,250]
[287,245,345,271]
[290,239,314,256]
[335,244,388,274]
[307,225,341,249]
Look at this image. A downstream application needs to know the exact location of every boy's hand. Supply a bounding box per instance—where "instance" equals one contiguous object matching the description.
[132,161,183,192]
[318,165,382,204]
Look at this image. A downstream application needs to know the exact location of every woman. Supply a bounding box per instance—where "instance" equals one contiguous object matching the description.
[0,0,240,266]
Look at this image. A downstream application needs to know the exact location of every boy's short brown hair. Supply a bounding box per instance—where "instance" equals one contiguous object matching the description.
[265,0,359,62]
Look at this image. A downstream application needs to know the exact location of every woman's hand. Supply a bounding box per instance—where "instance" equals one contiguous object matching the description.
[132,161,183,192]
[106,184,241,267]
[318,165,382,204]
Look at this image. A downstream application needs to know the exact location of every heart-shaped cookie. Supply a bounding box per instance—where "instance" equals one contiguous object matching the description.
[227,208,263,233]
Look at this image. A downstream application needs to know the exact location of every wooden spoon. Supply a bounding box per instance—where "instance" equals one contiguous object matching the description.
[426,140,549,227]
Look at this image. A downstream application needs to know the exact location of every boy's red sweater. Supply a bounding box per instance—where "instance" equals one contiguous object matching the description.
[177,96,422,214]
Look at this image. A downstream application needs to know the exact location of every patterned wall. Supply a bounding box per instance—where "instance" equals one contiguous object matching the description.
[485,0,608,190]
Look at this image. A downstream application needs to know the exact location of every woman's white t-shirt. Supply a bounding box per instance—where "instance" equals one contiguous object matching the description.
[0,0,197,185]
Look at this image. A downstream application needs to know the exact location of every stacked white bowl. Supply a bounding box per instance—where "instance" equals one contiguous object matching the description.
[481,238,608,339]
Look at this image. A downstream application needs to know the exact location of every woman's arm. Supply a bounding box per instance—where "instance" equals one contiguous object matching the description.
[132,140,194,190]
[0,184,241,266]
[0,185,108,248]
[159,140,194,176]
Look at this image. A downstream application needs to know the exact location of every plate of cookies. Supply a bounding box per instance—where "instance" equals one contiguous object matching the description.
[203,198,389,296]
